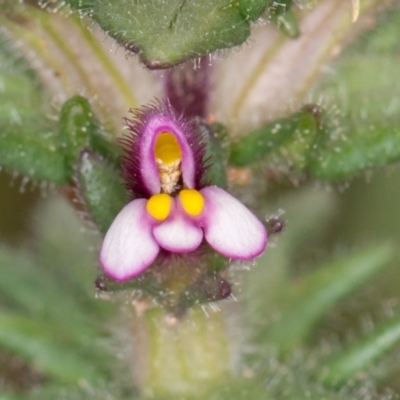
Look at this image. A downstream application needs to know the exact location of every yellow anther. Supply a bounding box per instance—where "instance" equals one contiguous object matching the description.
[146,194,172,221]
[155,132,182,165]
[179,189,205,217]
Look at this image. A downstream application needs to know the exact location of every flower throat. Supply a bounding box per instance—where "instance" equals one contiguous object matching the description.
[154,132,183,194]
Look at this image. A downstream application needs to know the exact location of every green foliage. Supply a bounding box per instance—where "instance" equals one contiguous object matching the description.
[307,9,400,180]
[267,0,300,38]
[0,199,115,391]
[201,122,230,188]
[240,188,400,396]
[0,54,118,183]
[0,37,69,184]
[229,105,319,167]
[59,96,121,166]
[226,8,400,181]
[321,314,400,387]
[65,0,269,68]
[76,150,126,234]
[62,0,94,9]
[264,244,394,353]
[0,314,100,384]
[238,0,270,20]
[59,96,96,168]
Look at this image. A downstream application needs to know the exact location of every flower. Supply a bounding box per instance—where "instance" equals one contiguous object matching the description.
[100,102,267,281]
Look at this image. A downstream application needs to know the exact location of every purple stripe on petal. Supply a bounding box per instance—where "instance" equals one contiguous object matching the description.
[100,199,159,281]
[153,201,203,253]
[199,186,267,260]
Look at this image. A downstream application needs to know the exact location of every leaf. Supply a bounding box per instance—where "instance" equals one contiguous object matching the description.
[0,199,114,369]
[59,95,120,169]
[229,106,319,167]
[267,0,300,38]
[58,95,95,168]
[66,0,269,68]
[0,246,103,349]
[242,187,337,350]
[263,244,394,353]
[0,36,69,183]
[320,314,400,386]
[0,125,69,184]
[0,314,101,384]
[308,9,400,180]
[200,122,229,187]
[76,150,127,234]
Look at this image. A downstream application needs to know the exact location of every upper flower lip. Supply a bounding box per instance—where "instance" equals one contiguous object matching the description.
[121,101,207,199]
[139,115,197,194]
[100,102,267,281]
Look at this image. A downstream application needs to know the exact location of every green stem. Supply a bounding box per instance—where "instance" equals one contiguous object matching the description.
[127,306,233,398]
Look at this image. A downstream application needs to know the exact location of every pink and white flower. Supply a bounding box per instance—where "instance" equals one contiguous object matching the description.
[100,102,267,281]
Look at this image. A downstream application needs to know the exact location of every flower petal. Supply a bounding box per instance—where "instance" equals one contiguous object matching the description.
[141,114,197,190]
[200,187,267,259]
[100,199,159,281]
[153,211,203,253]
[123,102,207,197]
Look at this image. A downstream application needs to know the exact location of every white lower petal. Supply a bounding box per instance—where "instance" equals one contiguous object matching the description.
[200,187,267,259]
[153,214,203,253]
[100,199,159,281]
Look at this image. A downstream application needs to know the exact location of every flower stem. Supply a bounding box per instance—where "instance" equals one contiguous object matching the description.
[127,305,234,398]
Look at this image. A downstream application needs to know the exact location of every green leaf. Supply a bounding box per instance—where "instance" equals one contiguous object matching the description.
[238,0,270,20]
[31,198,112,318]
[7,382,137,400]
[321,313,400,386]
[0,314,101,384]
[229,106,319,167]
[76,150,127,234]
[267,0,300,38]
[273,10,300,38]
[59,95,120,168]
[0,125,69,183]
[0,199,113,368]
[66,0,269,68]
[0,246,101,346]
[200,122,229,187]
[62,0,93,9]
[263,244,394,354]
[58,95,95,167]
[309,9,400,180]
[0,36,69,183]
[308,123,400,180]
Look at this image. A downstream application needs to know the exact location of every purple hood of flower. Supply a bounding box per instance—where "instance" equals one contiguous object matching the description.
[121,102,207,198]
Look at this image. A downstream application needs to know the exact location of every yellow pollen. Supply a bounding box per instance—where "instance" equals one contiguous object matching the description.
[155,132,182,165]
[179,189,205,217]
[146,193,172,221]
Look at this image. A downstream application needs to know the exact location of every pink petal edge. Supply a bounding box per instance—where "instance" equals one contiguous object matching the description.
[200,186,267,259]
[100,199,159,281]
